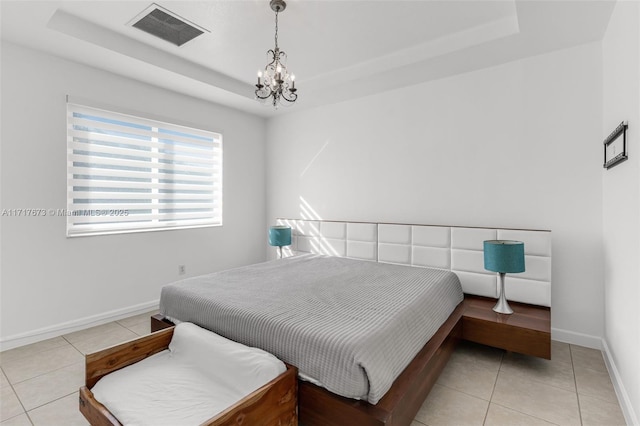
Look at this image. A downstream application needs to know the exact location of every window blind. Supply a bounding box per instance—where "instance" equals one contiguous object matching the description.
[67,103,222,237]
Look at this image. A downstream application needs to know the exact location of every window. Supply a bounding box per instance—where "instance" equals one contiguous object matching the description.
[67,102,222,237]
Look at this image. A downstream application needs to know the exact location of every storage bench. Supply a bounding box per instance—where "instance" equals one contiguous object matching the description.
[79,323,298,426]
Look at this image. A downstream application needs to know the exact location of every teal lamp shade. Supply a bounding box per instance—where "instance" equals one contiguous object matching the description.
[269,226,292,247]
[484,240,525,273]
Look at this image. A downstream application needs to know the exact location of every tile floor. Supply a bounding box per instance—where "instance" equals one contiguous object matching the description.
[0,311,627,426]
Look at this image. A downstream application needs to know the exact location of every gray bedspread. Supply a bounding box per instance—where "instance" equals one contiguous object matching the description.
[160,255,463,404]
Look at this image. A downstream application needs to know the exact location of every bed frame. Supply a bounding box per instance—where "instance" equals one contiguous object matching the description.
[79,327,298,426]
[151,219,552,426]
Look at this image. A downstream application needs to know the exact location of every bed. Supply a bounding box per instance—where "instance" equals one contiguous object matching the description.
[160,254,463,405]
[153,220,552,426]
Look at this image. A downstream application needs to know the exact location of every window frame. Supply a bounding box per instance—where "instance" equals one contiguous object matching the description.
[66,100,223,237]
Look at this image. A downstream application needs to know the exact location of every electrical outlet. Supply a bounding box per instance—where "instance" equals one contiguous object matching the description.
[178,265,186,275]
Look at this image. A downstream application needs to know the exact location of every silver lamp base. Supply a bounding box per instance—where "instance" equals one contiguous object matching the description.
[493,272,513,314]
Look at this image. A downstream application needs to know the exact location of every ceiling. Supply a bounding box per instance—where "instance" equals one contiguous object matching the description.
[0,1,616,117]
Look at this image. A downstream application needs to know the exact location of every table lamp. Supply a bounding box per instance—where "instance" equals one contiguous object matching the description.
[269,226,292,259]
[483,240,525,314]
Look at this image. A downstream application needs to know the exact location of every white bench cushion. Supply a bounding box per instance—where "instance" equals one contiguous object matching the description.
[91,323,286,426]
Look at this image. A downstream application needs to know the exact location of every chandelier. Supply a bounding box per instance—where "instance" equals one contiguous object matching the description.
[255,0,297,108]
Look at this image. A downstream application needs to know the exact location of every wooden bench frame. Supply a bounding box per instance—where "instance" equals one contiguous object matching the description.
[78,327,298,426]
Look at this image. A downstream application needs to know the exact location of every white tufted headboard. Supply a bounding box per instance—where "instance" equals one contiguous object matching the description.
[275,219,552,308]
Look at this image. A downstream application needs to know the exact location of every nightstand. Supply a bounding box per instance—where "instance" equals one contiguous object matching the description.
[462,295,551,359]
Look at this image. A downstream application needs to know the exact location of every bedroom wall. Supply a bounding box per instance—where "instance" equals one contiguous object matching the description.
[0,42,267,349]
[602,1,640,423]
[266,42,604,346]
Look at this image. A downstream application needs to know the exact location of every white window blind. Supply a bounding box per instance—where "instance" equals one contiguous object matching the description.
[67,102,222,237]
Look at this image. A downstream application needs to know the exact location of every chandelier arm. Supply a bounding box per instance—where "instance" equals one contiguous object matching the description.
[281,91,297,103]
[255,85,274,100]
[265,49,277,67]
[255,92,274,100]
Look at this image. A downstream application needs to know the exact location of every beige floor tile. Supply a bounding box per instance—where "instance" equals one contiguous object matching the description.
[13,363,84,411]
[414,384,489,426]
[0,338,69,366]
[500,351,575,392]
[579,393,626,426]
[570,345,606,372]
[484,403,557,425]
[550,341,571,364]
[1,346,83,384]
[574,366,618,404]
[0,413,32,426]
[62,322,126,345]
[28,393,88,426]
[116,310,157,328]
[492,370,580,425]
[69,327,138,355]
[0,370,9,389]
[436,349,500,400]
[0,387,24,422]
[411,421,426,426]
[124,321,151,337]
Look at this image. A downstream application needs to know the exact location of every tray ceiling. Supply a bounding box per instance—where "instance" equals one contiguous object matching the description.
[0,1,615,117]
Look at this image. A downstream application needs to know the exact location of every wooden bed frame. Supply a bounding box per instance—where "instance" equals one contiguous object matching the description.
[79,326,298,426]
[143,219,551,425]
[151,301,465,426]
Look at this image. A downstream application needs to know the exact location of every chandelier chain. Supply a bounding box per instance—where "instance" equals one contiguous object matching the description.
[274,11,279,50]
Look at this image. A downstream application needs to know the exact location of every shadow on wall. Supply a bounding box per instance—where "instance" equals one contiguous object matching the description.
[277,197,342,257]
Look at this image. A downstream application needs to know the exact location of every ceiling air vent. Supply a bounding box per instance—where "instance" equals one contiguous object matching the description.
[129,4,209,47]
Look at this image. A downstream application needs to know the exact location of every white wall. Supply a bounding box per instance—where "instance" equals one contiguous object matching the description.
[0,42,267,348]
[266,42,604,344]
[602,1,640,423]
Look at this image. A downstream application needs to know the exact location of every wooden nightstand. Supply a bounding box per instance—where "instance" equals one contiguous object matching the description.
[462,295,551,359]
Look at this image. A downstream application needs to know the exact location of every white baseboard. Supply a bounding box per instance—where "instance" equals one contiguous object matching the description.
[0,300,159,351]
[602,339,639,426]
[551,327,603,349]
